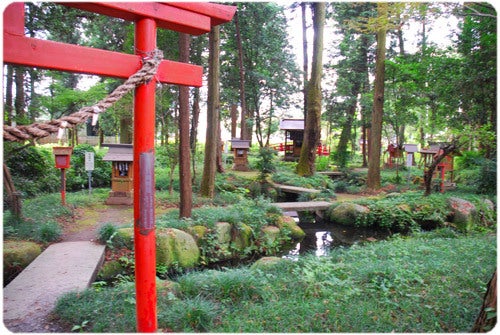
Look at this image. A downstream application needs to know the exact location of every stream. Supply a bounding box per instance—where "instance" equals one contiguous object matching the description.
[283,213,391,260]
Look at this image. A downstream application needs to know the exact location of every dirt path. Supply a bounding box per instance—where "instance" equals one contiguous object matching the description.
[60,204,133,242]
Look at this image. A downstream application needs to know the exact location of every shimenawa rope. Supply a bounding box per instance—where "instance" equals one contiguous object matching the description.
[3,49,164,142]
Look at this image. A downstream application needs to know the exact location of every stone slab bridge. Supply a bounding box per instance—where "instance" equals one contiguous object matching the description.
[271,201,333,221]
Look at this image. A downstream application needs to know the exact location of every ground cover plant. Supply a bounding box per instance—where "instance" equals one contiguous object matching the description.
[3,189,109,243]
[54,229,496,332]
[337,191,496,233]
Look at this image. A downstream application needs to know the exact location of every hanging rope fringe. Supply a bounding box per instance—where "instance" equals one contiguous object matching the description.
[3,49,164,142]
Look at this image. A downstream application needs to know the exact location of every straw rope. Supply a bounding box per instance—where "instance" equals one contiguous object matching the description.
[3,49,164,142]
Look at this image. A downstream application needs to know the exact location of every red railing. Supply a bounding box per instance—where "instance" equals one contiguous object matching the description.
[271,143,330,156]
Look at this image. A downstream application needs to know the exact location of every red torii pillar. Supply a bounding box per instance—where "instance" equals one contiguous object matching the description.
[3,2,236,332]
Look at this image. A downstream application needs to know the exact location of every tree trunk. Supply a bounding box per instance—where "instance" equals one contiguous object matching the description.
[230,104,238,139]
[200,26,220,198]
[216,121,225,173]
[361,124,368,167]
[5,65,14,126]
[190,87,200,184]
[234,11,248,141]
[14,66,25,123]
[336,104,357,169]
[366,3,388,190]
[296,2,325,177]
[120,115,133,144]
[423,141,458,196]
[178,32,192,218]
[471,269,497,332]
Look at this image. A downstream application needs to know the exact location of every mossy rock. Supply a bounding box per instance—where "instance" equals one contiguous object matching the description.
[115,227,134,249]
[231,223,253,252]
[448,197,477,232]
[97,260,126,281]
[258,226,282,255]
[214,222,232,245]
[187,225,209,245]
[156,228,200,269]
[261,226,281,243]
[326,202,369,226]
[210,222,232,259]
[276,216,305,241]
[3,240,42,282]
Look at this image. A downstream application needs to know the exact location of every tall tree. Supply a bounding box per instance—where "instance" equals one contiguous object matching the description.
[366,2,388,190]
[296,2,325,176]
[456,2,496,157]
[189,35,207,183]
[326,2,375,169]
[200,26,221,198]
[178,32,192,218]
[301,2,309,120]
[4,65,14,125]
[234,11,248,141]
[221,3,300,146]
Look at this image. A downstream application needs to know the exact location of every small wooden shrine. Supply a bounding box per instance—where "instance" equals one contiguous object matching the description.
[385,143,404,168]
[403,143,418,166]
[279,119,304,161]
[102,144,133,205]
[230,138,251,171]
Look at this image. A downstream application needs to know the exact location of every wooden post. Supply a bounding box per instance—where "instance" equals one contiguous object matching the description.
[3,164,22,218]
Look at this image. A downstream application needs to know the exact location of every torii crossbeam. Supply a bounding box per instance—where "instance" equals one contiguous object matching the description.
[3,2,236,332]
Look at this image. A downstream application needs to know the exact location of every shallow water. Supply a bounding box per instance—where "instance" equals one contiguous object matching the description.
[285,217,391,259]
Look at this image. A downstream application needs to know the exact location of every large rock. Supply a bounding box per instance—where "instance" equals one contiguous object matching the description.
[276,216,306,241]
[326,202,369,226]
[115,227,134,249]
[187,225,209,245]
[231,223,253,253]
[97,260,126,281]
[447,197,477,232]
[212,222,233,260]
[156,228,200,269]
[214,222,232,245]
[259,226,282,255]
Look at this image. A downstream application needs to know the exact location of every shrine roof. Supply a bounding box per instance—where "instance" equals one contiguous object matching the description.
[102,144,133,162]
[230,139,251,149]
[279,119,304,131]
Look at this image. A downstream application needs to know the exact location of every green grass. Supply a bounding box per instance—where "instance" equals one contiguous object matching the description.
[54,230,496,332]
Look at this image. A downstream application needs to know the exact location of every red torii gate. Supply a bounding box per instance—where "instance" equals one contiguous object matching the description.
[3,2,236,332]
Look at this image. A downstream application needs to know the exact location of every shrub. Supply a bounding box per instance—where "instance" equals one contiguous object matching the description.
[255,147,277,182]
[477,158,496,195]
[4,143,60,197]
[97,223,117,244]
[66,144,111,191]
[37,221,62,242]
[354,192,449,232]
